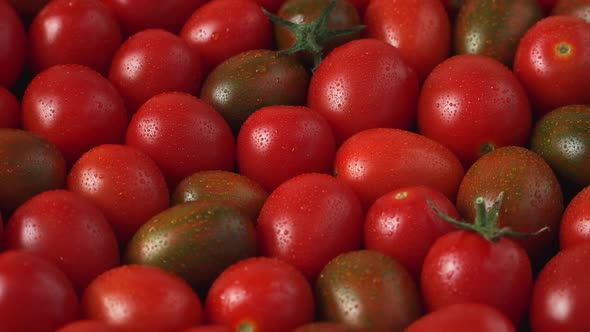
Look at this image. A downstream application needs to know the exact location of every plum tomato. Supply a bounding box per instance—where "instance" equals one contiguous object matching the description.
[552,0,590,23]
[0,86,20,128]
[560,185,590,249]
[55,320,113,332]
[0,0,26,89]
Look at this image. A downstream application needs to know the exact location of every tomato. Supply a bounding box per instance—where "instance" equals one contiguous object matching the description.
[0,129,66,217]
[560,185,590,249]
[200,49,309,133]
[0,0,26,89]
[22,64,128,166]
[530,243,590,331]
[552,0,590,22]
[334,128,464,210]
[125,92,235,189]
[513,15,590,115]
[316,250,422,332]
[7,0,49,20]
[83,264,202,331]
[180,325,231,332]
[364,186,460,281]
[404,303,517,332]
[417,54,532,168]
[0,86,20,128]
[28,0,122,75]
[257,173,364,281]
[205,257,315,331]
[109,29,202,114]
[67,144,169,246]
[236,105,336,191]
[0,250,78,332]
[55,320,113,332]
[364,0,451,82]
[180,0,274,76]
[293,322,353,332]
[307,39,419,144]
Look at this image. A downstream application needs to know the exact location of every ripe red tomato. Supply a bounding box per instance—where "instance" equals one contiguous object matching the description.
[0,250,78,332]
[125,92,235,189]
[560,185,590,249]
[236,105,336,191]
[67,144,170,246]
[257,173,364,281]
[55,320,113,332]
[205,257,315,331]
[83,264,203,331]
[0,86,20,128]
[0,0,26,89]
[22,64,128,165]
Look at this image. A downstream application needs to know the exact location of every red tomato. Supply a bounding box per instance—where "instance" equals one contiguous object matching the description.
[125,92,235,189]
[236,105,336,191]
[364,0,451,82]
[0,86,20,128]
[404,303,517,332]
[108,29,202,114]
[307,38,419,144]
[205,257,315,331]
[55,320,113,332]
[83,264,202,331]
[0,250,78,332]
[22,64,128,165]
[0,0,26,89]
[530,243,590,331]
[180,0,274,76]
[417,54,532,168]
[67,144,170,246]
[334,128,464,209]
[5,189,120,294]
[513,15,590,115]
[560,185,590,249]
[28,0,122,75]
[364,186,460,281]
[257,173,364,281]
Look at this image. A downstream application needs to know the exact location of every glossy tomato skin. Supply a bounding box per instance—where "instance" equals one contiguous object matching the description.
[257,173,364,281]
[404,303,517,332]
[364,0,451,82]
[109,29,202,114]
[0,0,26,89]
[307,39,419,144]
[530,243,590,331]
[0,86,20,128]
[334,128,464,210]
[364,186,460,281]
[23,64,128,165]
[513,15,590,115]
[560,185,590,249]
[28,0,122,75]
[83,264,203,332]
[552,0,590,23]
[180,0,273,76]
[67,144,169,246]
[0,250,79,332]
[205,257,315,331]
[417,54,532,168]
[237,105,336,191]
[125,92,235,189]
[55,320,113,332]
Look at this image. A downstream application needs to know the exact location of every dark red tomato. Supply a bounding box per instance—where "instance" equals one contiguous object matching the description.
[257,173,364,281]
[307,38,419,144]
[513,15,590,115]
[0,250,78,332]
[109,29,202,114]
[417,54,532,168]
[180,0,273,76]
[553,0,590,23]
[404,303,516,332]
[5,189,120,294]
[530,243,590,331]
[237,105,336,191]
[0,86,20,128]
[205,257,315,331]
[101,0,207,36]
[28,0,122,75]
[334,128,464,210]
[421,231,533,326]
[83,264,202,331]
[180,325,231,332]
[0,129,66,217]
[364,186,460,281]
[293,322,353,332]
[364,0,451,82]
[0,0,26,89]
[55,320,113,332]
[67,144,169,246]
[560,185,590,249]
[22,64,128,166]
[125,92,235,189]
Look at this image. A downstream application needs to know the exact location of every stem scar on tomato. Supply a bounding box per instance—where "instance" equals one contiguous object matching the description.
[555,42,573,59]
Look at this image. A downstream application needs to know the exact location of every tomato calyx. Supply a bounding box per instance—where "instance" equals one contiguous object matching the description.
[427,192,549,242]
[262,0,365,71]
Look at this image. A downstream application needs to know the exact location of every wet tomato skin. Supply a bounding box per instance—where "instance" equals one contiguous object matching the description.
[560,185,590,249]
[0,0,26,89]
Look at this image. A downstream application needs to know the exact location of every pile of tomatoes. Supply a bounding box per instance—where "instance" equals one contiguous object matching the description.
[1,0,590,331]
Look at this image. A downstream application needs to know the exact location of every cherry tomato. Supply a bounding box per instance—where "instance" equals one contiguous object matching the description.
[0,86,20,128]
[552,0,590,23]
[560,185,590,249]
[0,0,26,89]
[55,320,113,332]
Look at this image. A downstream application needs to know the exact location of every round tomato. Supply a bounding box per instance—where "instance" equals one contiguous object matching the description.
[55,320,113,332]
[0,0,26,89]
[560,185,590,249]
[552,0,590,22]
[0,86,20,128]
